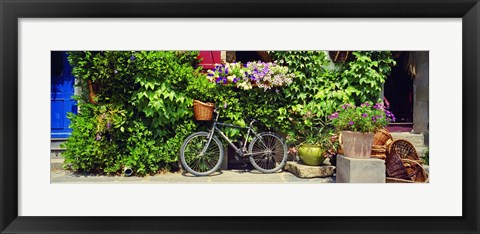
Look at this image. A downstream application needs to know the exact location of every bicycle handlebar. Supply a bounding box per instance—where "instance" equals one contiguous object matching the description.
[213,103,258,126]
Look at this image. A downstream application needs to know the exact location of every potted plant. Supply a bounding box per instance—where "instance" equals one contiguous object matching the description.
[296,117,339,166]
[330,102,395,158]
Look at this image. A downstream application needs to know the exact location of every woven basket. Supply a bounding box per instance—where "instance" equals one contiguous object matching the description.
[373,128,393,146]
[388,139,419,161]
[386,149,410,180]
[403,159,429,183]
[386,159,429,183]
[193,100,215,121]
[328,51,351,63]
[386,177,415,183]
[371,145,387,160]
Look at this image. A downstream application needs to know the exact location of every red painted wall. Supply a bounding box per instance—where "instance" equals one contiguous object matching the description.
[198,51,221,70]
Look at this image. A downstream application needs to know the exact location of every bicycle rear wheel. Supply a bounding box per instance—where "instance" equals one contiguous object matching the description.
[180,132,224,176]
[248,132,287,173]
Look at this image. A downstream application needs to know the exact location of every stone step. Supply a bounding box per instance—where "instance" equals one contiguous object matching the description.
[389,132,428,159]
[51,138,67,158]
[51,148,66,158]
[51,138,67,149]
[284,161,335,178]
[416,146,428,158]
[51,158,65,171]
[390,132,425,147]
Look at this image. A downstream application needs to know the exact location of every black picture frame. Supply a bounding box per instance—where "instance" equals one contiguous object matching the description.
[1,0,478,233]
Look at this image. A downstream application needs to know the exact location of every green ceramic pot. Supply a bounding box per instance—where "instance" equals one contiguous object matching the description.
[298,144,325,166]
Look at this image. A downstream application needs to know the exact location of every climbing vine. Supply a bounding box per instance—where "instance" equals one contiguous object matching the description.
[63,50,396,175]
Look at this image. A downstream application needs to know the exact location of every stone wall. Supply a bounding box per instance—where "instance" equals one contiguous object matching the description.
[413,51,429,134]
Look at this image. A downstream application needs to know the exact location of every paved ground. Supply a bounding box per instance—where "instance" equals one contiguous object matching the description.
[51,169,335,184]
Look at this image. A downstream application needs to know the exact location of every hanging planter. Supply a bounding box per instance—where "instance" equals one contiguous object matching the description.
[328,51,351,63]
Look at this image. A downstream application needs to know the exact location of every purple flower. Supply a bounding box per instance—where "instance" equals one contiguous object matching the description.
[275,89,280,94]
[385,110,396,122]
[329,112,339,119]
[207,73,214,77]
[373,103,384,110]
[225,68,229,74]
[349,121,354,125]
[130,55,135,61]
[96,133,101,141]
[360,102,371,107]
[106,121,111,130]
[362,113,368,118]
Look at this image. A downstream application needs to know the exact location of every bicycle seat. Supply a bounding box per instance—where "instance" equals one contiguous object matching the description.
[246,118,258,125]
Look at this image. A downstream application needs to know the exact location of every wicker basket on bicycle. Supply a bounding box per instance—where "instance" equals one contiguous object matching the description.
[193,100,215,121]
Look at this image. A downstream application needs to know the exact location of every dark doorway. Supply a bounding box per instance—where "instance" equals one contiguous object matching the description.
[235,51,272,63]
[384,52,414,124]
[235,51,263,63]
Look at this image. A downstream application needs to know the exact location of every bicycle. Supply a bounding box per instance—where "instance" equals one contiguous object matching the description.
[180,106,288,176]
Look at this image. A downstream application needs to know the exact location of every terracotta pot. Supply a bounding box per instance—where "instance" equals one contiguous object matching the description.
[298,144,325,166]
[340,131,374,158]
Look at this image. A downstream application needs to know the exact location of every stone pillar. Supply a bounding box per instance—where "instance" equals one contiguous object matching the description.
[221,51,227,63]
[336,155,385,183]
[413,51,429,134]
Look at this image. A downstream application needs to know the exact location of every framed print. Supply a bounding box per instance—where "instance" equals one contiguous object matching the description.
[1,0,479,233]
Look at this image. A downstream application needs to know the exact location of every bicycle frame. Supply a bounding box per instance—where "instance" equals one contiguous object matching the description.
[200,108,267,158]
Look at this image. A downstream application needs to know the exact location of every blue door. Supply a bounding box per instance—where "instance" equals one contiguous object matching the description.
[51,52,77,139]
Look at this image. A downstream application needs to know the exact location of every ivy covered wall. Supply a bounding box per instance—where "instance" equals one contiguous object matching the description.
[62,51,395,176]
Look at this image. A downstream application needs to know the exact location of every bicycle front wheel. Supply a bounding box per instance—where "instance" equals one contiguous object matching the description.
[180,132,224,176]
[248,132,287,173]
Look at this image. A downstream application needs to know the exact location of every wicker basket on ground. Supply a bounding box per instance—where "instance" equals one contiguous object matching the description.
[386,143,429,183]
[193,100,215,121]
[386,159,429,183]
[371,145,387,160]
[373,128,393,146]
[388,139,420,161]
[370,128,393,159]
